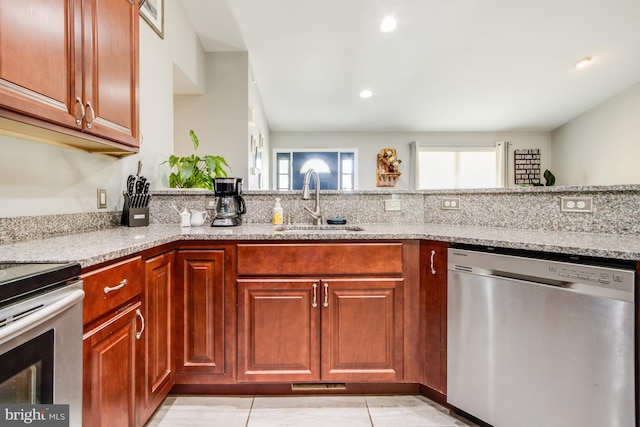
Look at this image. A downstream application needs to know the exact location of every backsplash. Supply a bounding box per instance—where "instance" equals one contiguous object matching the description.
[0,211,121,244]
[2,185,639,243]
[421,186,640,235]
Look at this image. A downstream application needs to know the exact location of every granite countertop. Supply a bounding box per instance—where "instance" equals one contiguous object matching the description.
[0,223,639,268]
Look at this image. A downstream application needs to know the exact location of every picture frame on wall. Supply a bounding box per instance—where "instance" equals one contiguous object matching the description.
[140,0,164,39]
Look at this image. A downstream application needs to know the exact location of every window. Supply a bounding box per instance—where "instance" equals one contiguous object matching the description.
[410,141,508,189]
[274,150,357,191]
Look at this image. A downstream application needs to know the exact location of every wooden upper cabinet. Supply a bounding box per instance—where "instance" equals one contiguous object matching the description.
[81,0,139,146]
[0,0,81,128]
[0,0,139,154]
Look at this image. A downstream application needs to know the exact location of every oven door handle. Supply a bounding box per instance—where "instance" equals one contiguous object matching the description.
[0,288,85,346]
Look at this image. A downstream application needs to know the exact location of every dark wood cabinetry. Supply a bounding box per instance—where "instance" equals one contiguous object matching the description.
[140,252,174,424]
[237,243,406,383]
[81,256,144,427]
[77,239,435,422]
[83,302,141,427]
[421,241,448,397]
[237,279,320,382]
[174,250,228,382]
[321,278,403,382]
[0,0,139,156]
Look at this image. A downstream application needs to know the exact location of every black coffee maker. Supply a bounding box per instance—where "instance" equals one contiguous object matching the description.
[211,178,246,226]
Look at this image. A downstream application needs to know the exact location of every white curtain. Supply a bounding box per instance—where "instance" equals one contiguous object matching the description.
[495,141,510,187]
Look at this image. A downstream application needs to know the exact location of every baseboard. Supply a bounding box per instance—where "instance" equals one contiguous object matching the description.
[170,382,421,396]
[418,384,447,406]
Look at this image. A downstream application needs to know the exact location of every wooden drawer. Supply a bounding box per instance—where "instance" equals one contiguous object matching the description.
[81,256,143,324]
[237,243,403,276]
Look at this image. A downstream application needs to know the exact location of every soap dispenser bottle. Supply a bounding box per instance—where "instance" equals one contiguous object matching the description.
[272,198,284,225]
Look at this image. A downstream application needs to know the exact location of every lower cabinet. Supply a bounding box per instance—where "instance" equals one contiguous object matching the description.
[322,278,403,382]
[421,241,448,395]
[236,242,407,384]
[174,250,228,382]
[81,256,144,427]
[140,252,174,424]
[237,278,403,383]
[83,302,142,427]
[78,239,437,422]
[237,279,320,382]
[82,252,175,427]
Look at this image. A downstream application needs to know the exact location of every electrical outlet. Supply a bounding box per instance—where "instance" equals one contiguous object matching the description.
[441,197,460,210]
[561,197,593,213]
[384,200,403,211]
[205,197,217,209]
[97,189,107,209]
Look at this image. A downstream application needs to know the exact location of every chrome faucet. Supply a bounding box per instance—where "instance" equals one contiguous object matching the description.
[302,168,323,225]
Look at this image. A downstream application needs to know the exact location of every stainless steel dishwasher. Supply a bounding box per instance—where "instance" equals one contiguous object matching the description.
[447,246,636,427]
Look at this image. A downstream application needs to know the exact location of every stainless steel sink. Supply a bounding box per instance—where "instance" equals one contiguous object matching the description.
[274,224,364,233]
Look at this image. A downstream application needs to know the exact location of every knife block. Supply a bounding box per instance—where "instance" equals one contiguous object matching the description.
[121,194,149,227]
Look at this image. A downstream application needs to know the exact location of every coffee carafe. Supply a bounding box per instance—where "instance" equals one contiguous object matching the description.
[211,178,246,226]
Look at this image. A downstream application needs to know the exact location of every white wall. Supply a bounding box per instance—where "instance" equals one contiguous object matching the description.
[174,52,250,183]
[270,131,551,190]
[551,81,640,186]
[0,1,202,218]
[248,61,270,190]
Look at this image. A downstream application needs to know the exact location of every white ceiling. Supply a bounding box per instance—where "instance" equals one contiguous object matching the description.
[181,0,640,132]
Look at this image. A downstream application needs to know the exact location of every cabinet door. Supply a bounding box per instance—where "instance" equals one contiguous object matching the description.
[81,0,139,146]
[83,302,142,427]
[237,279,320,382]
[140,252,174,424]
[422,241,448,393]
[321,278,403,382]
[0,0,81,128]
[175,250,226,375]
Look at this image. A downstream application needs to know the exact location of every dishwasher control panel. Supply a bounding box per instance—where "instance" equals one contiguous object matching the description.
[549,264,624,285]
[449,248,635,302]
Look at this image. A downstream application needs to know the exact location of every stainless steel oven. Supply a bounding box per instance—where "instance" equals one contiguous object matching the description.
[0,263,84,427]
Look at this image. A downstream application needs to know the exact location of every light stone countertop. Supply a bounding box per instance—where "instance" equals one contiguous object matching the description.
[1,223,640,268]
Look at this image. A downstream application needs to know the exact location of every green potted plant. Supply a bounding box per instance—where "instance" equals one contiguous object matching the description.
[162,130,231,190]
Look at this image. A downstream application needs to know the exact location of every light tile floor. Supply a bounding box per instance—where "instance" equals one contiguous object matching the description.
[145,394,478,427]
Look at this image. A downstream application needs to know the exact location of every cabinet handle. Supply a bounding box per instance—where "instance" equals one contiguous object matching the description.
[323,283,329,308]
[135,308,145,340]
[312,283,318,308]
[430,250,436,275]
[104,279,127,294]
[75,97,85,126]
[85,101,95,128]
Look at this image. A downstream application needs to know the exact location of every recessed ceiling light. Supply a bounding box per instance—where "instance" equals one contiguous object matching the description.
[574,56,592,69]
[360,89,373,99]
[380,16,397,32]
